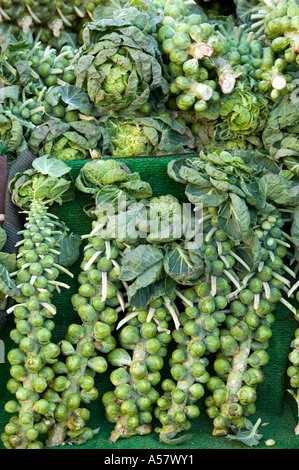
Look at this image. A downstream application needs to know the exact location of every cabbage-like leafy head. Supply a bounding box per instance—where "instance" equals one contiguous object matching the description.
[75,9,169,113]
[220,87,268,136]
[28,120,102,161]
[109,122,155,159]
[103,114,195,158]
[76,159,130,193]
[9,156,74,208]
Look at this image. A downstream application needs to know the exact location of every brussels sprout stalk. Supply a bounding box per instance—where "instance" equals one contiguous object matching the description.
[213,57,241,94]
[105,305,173,443]
[1,158,76,449]
[206,212,296,439]
[287,326,299,434]
[189,42,214,60]
[47,160,153,447]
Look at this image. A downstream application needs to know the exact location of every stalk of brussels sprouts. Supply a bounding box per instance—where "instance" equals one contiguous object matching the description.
[213,57,242,95]
[205,211,298,440]
[244,1,299,98]
[157,6,242,113]
[104,301,173,442]
[46,226,130,446]
[0,158,76,449]
[287,324,299,434]
[212,19,294,102]
[46,160,154,447]
[262,2,299,64]
[155,208,247,443]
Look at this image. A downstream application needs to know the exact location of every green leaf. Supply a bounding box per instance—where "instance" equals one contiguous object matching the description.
[0,85,20,101]
[0,252,16,272]
[167,158,192,184]
[209,177,246,198]
[284,156,299,178]
[95,186,129,210]
[119,245,164,281]
[185,183,227,207]
[28,120,70,155]
[218,193,252,243]
[262,95,299,159]
[205,163,228,181]
[234,235,262,273]
[291,205,299,250]
[55,232,82,268]
[239,149,280,173]
[259,173,299,206]
[32,156,71,178]
[226,419,264,447]
[0,263,19,297]
[49,86,93,115]
[179,165,211,187]
[129,276,176,309]
[105,202,146,244]
[0,111,25,153]
[120,178,153,199]
[163,243,204,284]
[239,177,266,211]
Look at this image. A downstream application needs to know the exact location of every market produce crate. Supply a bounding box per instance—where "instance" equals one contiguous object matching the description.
[0,156,298,451]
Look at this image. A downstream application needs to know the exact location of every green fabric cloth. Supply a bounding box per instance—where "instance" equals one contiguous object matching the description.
[0,157,299,450]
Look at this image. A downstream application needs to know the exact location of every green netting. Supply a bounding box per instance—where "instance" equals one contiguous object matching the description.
[1,157,299,450]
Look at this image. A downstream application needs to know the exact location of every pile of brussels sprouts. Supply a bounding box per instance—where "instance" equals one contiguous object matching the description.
[0,0,299,160]
[2,0,299,452]
[2,151,299,449]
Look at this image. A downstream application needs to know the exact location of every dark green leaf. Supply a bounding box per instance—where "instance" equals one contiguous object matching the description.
[50,85,93,116]
[163,243,204,284]
[129,276,176,309]
[55,233,82,268]
[234,235,262,273]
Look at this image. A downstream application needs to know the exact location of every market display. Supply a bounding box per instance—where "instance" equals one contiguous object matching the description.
[1,0,299,450]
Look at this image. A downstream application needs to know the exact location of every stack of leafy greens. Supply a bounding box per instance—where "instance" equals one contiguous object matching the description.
[0,0,299,161]
[0,3,196,160]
